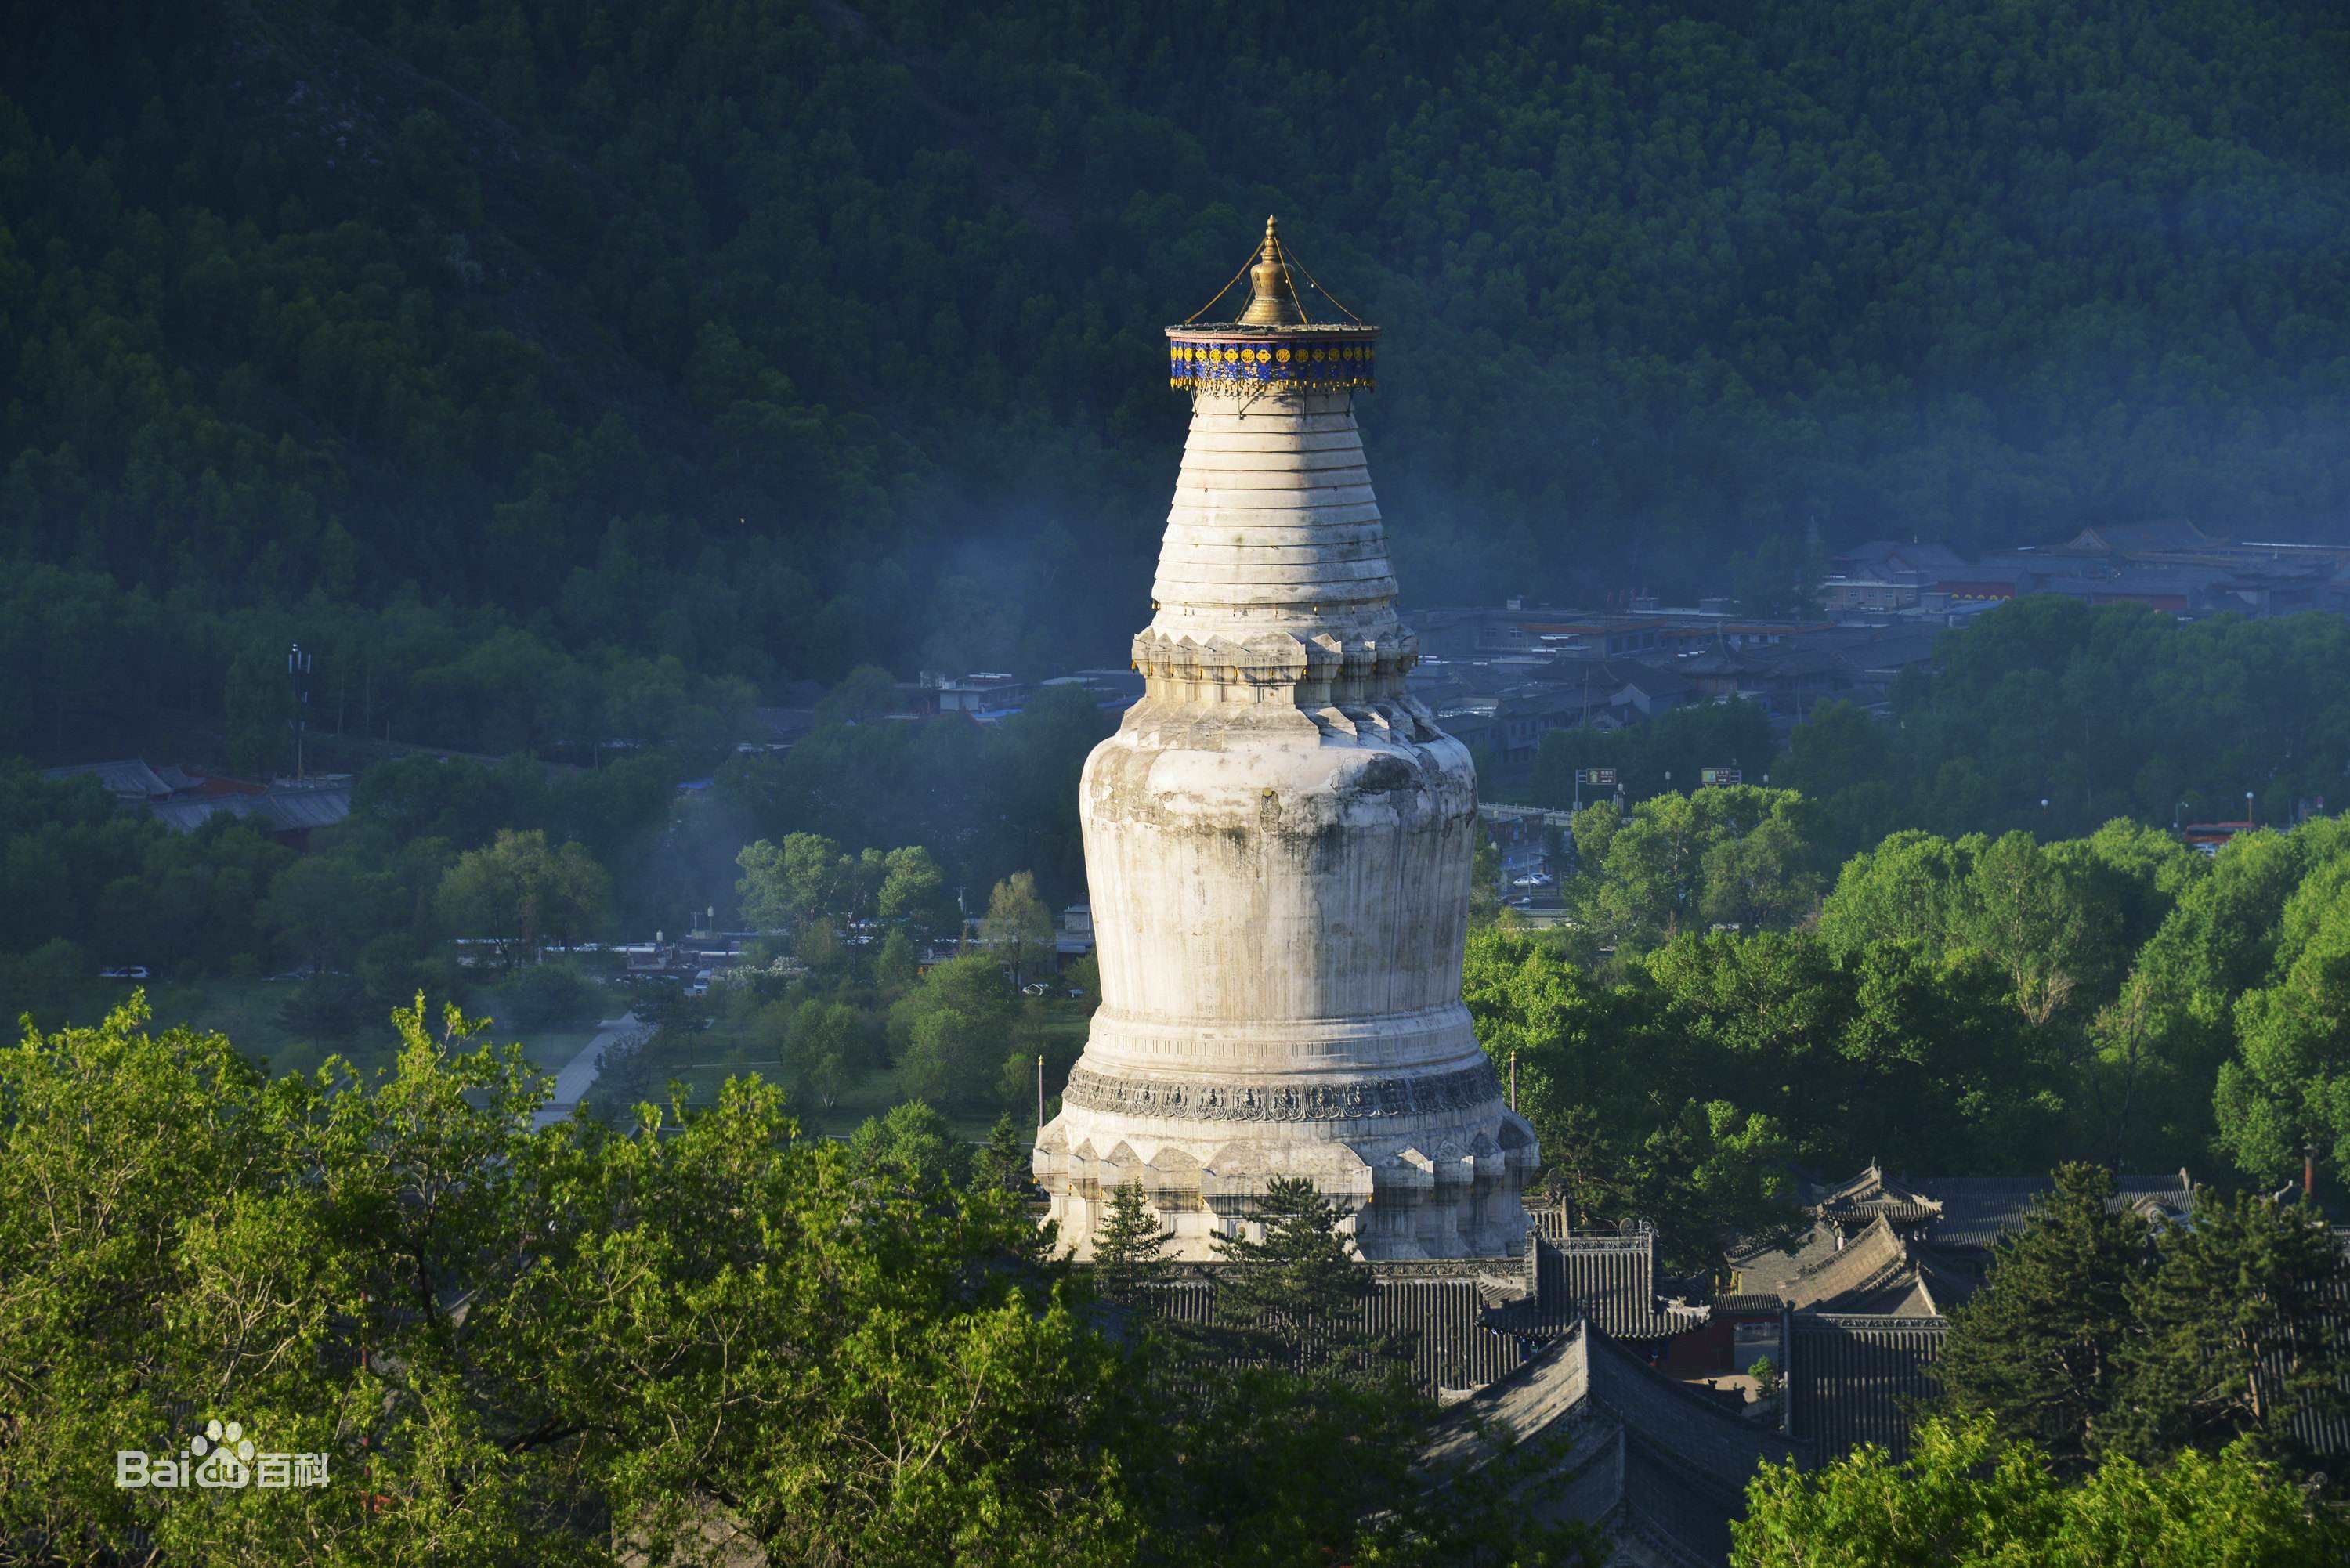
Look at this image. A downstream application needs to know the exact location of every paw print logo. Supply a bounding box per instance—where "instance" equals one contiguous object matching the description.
[191,1419,253,1463]
[191,1419,255,1488]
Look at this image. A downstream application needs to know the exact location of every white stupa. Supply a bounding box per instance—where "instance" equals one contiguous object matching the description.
[1032,218,1538,1259]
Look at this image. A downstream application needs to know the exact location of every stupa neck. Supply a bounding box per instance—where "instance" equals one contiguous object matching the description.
[1134,384,1415,709]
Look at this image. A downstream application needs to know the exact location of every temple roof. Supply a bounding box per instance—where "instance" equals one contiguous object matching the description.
[1773,1218,1920,1314]
[1802,1163,1942,1227]
[1786,1313,1947,1462]
[1503,1229,1710,1341]
[1421,1320,1800,1566]
[1727,1222,1842,1297]
[1922,1172,2192,1250]
[1145,1269,1531,1394]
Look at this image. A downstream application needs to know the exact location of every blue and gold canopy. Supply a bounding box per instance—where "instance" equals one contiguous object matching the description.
[1166,216,1377,395]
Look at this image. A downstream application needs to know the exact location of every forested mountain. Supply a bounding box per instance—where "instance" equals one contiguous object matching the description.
[4,0,2347,698]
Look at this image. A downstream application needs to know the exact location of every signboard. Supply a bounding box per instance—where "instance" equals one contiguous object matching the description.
[1574,768,1618,786]
[1700,768,1742,786]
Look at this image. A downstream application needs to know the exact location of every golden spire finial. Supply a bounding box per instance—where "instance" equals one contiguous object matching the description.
[1239,213,1304,326]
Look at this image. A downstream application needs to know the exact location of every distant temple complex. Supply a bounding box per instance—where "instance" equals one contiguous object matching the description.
[1032,218,1538,1259]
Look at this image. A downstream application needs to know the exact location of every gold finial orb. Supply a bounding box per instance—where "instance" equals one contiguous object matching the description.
[1240,213,1303,327]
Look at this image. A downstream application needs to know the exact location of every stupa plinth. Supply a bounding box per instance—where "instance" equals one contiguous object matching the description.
[1034,219,1537,1259]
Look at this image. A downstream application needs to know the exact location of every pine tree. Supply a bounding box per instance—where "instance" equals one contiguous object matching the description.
[1210,1176,1392,1376]
[1933,1163,2146,1472]
[2113,1190,2350,1472]
[971,1112,1032,1194]
[1090,1180,1172,1307]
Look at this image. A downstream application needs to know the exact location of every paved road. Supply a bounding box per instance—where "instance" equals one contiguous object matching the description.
[534,1012,641,1129]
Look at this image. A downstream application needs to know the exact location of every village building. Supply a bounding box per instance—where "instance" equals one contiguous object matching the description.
[41,757,352,850]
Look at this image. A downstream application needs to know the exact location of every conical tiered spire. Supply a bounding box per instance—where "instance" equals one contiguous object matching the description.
[1154,219,1394,706]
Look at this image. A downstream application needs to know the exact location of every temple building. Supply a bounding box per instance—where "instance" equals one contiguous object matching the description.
[1032,219,1538,1259]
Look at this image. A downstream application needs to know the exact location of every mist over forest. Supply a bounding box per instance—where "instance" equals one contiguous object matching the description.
[3,0,2347,696]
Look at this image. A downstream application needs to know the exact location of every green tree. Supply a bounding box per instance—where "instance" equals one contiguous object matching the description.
[2111,1190,2350,1472]
[779,998,876,1111]
[845,1098,968,1192]
[1091,1180,1173,1307]
[0,937,89,1030]
[971,1111,1033,1193]
[1820,827,2125,1029]
[1571,786,1817,952]
[875,926,922,995]
[981,869,1054,986]
[1470,833,1505,927]
[816,664,901,726]
[434,828,611,966]
[1733,1415,2348,1568]
[734,831,849,933]
[2075,825,2319,1168]
[2217,877,2350,1187]
[0,996,573,1559]
[1726,529,1826,621]
[1608,1099,1802,1282]
[1209,1176,1388,1376]
[261,851,385,973]
[224,644,291,779]
[900,1004,992,1107]
[1932,1164,2145,1472]
[877,844,956,942]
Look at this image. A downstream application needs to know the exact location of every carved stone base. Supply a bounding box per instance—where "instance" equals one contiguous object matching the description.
[1033,1093,1539,1261]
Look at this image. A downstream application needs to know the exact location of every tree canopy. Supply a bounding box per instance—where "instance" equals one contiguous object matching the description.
[0,996,1592,1565]
[5,1,2349,721]
[1734,1415,2349,1568]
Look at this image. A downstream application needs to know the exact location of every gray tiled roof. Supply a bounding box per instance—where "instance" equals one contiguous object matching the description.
[1502,1230,1708,1341]
[146,784,352,836]
[147,796,259,833]
[1920,1173,2191,1251]
[1592,1324,1802,1563]
[1729,1223,1841,1296]
[1143,1272,1532,1394]
[255,785,352,829]
[2265,1241,2350,1461]
[42,758,172,799]
[1424,1320,1798,1567]
[1787,1313,1946,1462]
[1804,1165,1941,1226]
[1776,1218,1919,1313]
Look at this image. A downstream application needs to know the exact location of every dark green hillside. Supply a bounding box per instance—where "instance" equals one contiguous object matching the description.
[3,0,2347,710]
